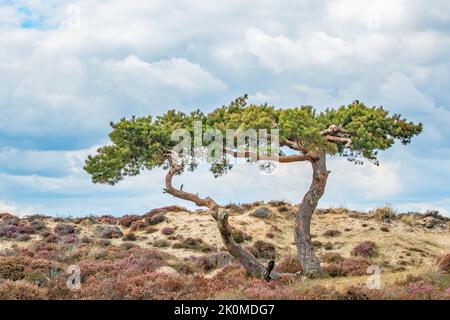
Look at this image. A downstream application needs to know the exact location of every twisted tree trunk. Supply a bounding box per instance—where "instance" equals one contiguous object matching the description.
[294,154,329,278]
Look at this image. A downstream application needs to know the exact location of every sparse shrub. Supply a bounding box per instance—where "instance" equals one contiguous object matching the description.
[0,280,48,300]
[161,227,175,236]
[54,223,76,235]
[118,214,140,228]
[277,206,290,213]
[351,241,377,258]
[194,251,235,272]
[340,258,372,276]
[170,261,195,275]
[153,239,169,248]
[380,226,390,232]
[0,224,18,238]
[120,242,138,250]
[300,284,342,300]
[96,215,117,225]
[268,200,288,207]
[342,285,370,300]
[30,219,46,231]
[94,225,123,239]
[406,280,439,299]
[252,240,276,259]
[146,214,166,226]
[0,257,61,281]
[44,233,59,243]
[146,206,186,216]
[120,272,186,299]
[85,215,98,225]
[130,220,148,232]
[324,257,371,277]
[18,224,35,234]
[321,252,344,263]
[123,233,137,241]
[81,236,92,244]
[231,228,252,244]
[172,238,214,253]
[436,254,450,273]
[372,205,396,222]
[240,280,303,300]
[0,213,17,221]
[312,240,322,248]
[224,203,244,213]
[63,234,79,243]
[25,272,49,286]
[323,229,341,237]
[399,214,417,226]
[0,258,25,280]
[273,256,303,274]
[324,242,334,250]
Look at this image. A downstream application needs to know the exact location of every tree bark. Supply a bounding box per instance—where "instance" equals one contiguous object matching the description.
[294,154,329,278]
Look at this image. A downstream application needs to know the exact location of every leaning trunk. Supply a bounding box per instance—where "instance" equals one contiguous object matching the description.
[295,154,329,278]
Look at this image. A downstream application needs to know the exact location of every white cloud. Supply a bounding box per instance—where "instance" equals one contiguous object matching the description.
[0,0,449,216]
[0,147,92,176]
[99,55,226,102]
[381,72,435,111]
[0,200,36,217]
[246,28,392,74]
[0,5,22,29]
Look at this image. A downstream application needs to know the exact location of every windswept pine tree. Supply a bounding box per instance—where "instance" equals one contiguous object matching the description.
[85,96,422,278]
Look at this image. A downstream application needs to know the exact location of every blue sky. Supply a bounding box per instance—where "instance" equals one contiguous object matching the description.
[0,0,449,216]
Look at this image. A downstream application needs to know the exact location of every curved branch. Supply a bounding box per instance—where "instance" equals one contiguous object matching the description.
[164,164,219,213]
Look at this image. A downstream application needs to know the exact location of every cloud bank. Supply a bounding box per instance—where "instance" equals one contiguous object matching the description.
[0,0,449,216]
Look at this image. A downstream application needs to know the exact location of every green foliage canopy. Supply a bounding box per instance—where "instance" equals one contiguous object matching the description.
[85,96,422,185]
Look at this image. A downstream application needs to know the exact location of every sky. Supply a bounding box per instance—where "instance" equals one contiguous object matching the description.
[0,0,449,217]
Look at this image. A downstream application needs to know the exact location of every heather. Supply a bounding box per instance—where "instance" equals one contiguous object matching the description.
[0,204,449,300]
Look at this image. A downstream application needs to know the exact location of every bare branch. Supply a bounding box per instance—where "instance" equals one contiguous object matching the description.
[320,124,352,136]
[324,135,353,148]
[320,125,353,148]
